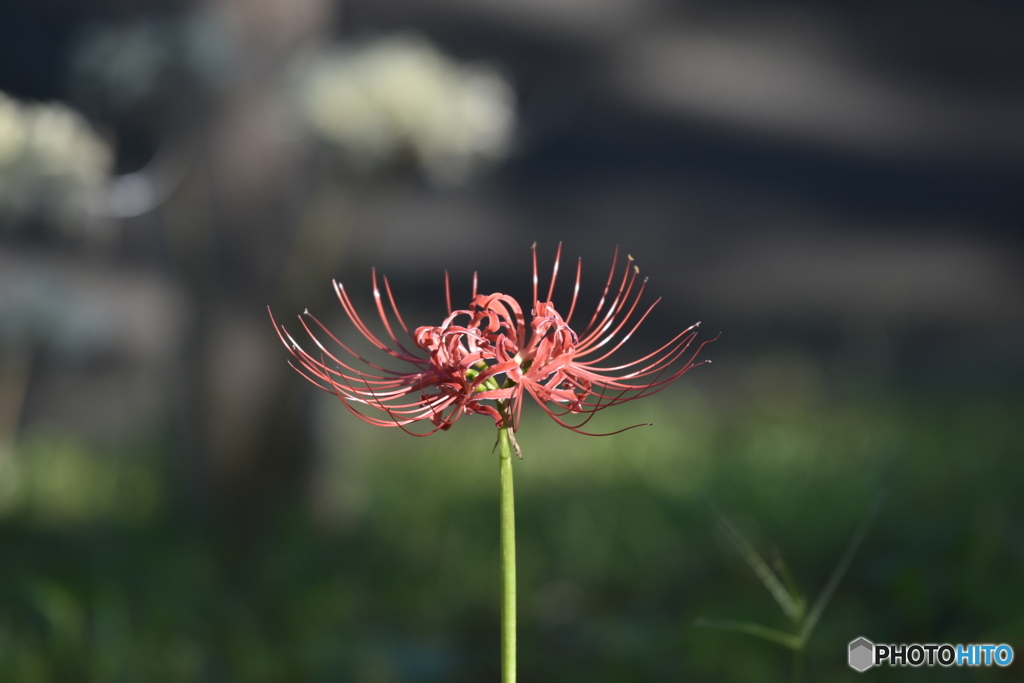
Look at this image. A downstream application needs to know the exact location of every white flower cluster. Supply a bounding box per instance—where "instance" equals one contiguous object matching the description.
[0,92,113,236]
[299,35,515,184]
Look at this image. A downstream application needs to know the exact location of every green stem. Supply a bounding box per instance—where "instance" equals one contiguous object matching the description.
[498,426,517,683]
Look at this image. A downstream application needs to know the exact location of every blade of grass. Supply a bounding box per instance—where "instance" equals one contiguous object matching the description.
[711,505,800,620]
[798,491,886,643]
[694,618,804,650]
[772,552,806,623]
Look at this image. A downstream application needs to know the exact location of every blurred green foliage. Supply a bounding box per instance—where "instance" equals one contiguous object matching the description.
[0,386,1021,682]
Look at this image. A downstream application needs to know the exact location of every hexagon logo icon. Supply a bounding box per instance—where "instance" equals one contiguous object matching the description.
[849,637,874,672]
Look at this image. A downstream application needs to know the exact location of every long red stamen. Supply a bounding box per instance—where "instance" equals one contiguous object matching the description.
[581,246,619,336]
[564,257,582,324]
[545,241,562,302]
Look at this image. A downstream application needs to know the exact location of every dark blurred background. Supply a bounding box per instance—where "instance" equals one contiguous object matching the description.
[1,0,1022,681]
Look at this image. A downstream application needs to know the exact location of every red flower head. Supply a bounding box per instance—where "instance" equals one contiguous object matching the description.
[271,244,713,437]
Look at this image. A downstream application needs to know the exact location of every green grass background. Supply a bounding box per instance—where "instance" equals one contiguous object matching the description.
[0,381,1021,682]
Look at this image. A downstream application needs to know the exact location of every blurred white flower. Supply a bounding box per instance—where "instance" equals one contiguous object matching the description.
[298,34,515,184]
[0,91,113,237]
[70,14,235,112]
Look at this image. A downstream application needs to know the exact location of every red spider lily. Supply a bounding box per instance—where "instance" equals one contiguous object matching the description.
[269,270,511,435]
[271,245,713,438]
[462,243,715,436]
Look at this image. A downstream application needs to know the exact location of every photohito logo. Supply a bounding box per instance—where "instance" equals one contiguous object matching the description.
[848,637,1014,671]
[849,638,874,672]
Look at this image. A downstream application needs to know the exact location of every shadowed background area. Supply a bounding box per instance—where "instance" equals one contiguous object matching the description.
[0,0,1022,681]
